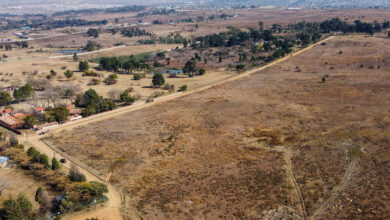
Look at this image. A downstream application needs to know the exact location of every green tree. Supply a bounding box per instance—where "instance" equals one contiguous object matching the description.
[87,28,99,38]
[52,106,69,122]
[120,90,135,105]
[35,187,42,203]
[178,85,187,92]
[0,197,23,220]
[27,147,40,158]
[64,70,73,79]
[23,115,36,128]
[183,58,197,75]
[38,154,49,167]
[13,84,34,102]
[69,165,86,182]
[16,194,32,218]
[0,91,13,106]
[78,61,89,72]
[198,68,205,75]
[152,73,165,87]
[52,157,60,170]
[50,69,57,76]
[73,53,78,61]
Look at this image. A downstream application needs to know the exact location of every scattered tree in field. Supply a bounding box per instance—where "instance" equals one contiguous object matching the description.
[133,74,141,80]
[120,90,136,105]
[152,73,165,87]
[50,69,57,76]
[78,61,89,72]
[84,41,101,52]
[0,91,12,106]
[104,74,118,85]
[23,115,36,128]
[52,157,60,170]
[198,68,206,75]
[73,53,78,61]
[183,58,198,75]
[64,70,73,79]
[87,28,99,38]
[178,85,187,92]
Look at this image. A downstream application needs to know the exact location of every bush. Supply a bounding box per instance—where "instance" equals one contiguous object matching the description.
[69,165,86,182]
[133,74,141,80]
[88,78,101,85]
[83,70,98,76]
[104,74,118,85]
[198,68,205,75]
[178,85,187,92]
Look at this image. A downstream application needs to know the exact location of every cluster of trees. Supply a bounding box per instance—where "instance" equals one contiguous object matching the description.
[75,89,115,117]
[53,5,145,16]
[120,27,151,38]
[99,55,150,73]
[0,141,109,218]
[13,84,35,102]
[0,194,34,220]
[1,18,107,31]
[138,33,187,45]
[183,58,206,76]
[84,41,101,52]
[87,28,99,38]
[136,9,176,17]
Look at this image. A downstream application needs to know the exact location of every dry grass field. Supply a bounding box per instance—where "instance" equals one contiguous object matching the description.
[48,35,390,219]
[0,43,236,113]
[0,168,40,209]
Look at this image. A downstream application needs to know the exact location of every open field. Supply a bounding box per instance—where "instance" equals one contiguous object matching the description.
[0,43,236,113]
[47,35,390,219]
[0,167,40,209]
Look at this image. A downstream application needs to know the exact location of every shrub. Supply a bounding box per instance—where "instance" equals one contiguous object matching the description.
[133,74,141,80]
[69,165,86,182]
[83,70,98,77]
[178,85,187,92]
[104,74,118,85]
[88,78,101,85]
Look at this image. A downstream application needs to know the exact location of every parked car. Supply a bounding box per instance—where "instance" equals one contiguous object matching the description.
[39,132,45,135]
[60,158,67,163]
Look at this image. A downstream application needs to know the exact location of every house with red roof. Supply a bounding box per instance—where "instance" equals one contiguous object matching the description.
[34,107,44,114]
[0,108,12,116]
[66,104,81,115]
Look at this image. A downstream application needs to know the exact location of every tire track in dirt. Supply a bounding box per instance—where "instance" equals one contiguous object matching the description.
[274,146,308,219]
[309,159,359,220]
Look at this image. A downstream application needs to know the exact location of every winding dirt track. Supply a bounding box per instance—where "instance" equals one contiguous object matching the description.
[310,159,359,220]
[19,36,334,220]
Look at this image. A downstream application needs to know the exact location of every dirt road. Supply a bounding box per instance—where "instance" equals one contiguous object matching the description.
[20,36,335,220]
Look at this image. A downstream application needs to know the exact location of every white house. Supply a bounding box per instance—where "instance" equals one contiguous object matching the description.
[0,156,9,168]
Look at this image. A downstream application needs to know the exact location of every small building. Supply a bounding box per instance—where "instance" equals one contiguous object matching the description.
[0,115,22,129]
[34,122,58,131]
[66,104,81,115]
[0,156,9,168]
[0,108,12,116]
[34,107,44,114]
[67,115,82,121]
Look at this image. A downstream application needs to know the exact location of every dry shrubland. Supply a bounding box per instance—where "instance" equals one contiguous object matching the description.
[49,35,390,219]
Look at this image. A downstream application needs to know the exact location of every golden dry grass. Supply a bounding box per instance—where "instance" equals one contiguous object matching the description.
[49,35,390,219]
